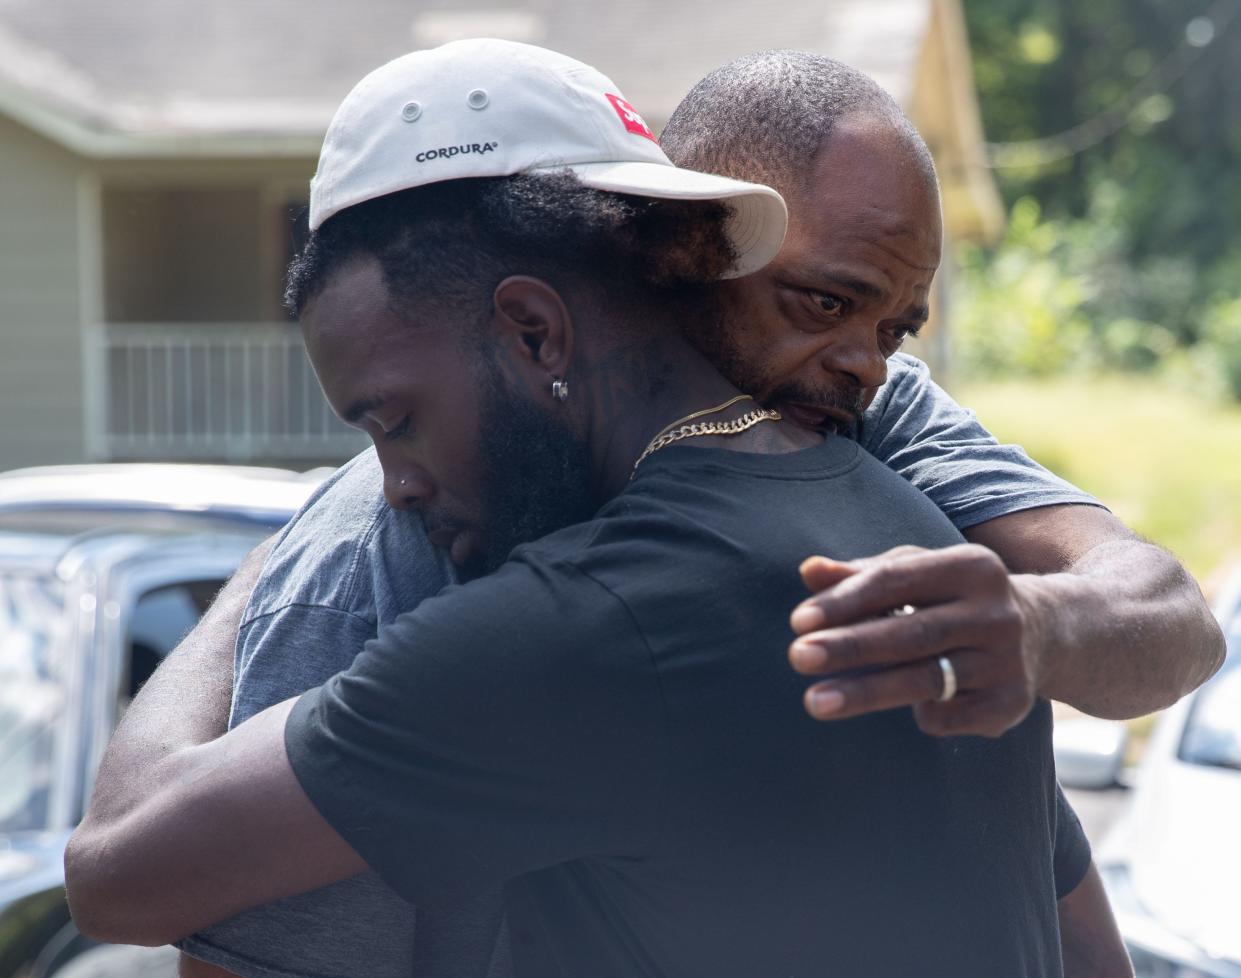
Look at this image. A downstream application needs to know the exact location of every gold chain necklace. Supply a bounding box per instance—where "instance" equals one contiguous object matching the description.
[632,394,782,476]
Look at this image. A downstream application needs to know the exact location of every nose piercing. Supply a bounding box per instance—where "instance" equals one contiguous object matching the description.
[552,378,569,402]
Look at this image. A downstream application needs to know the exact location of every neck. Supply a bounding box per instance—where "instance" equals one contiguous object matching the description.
[579,331,802,504]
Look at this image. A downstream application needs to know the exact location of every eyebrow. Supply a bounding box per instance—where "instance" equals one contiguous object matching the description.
[343,394,385,425]
[805,269,931,324]
[812,270,886,302]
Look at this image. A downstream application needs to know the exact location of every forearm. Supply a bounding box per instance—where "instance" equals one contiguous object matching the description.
[66,699,341,946]
[1017,537,1224,718]
[65,537,279,941]
[1058,864,1134,978]
[77,537,272,825]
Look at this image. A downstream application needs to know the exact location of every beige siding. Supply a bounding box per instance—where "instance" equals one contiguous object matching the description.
[909,0,1004,246]
[0,115,87,469]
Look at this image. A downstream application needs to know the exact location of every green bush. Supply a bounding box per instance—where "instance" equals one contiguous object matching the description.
[954,194,1241,400]
[1203,296,1241,401]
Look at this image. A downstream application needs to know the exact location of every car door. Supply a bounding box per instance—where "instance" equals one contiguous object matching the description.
[12,529,261,978]
[76,531,262,822]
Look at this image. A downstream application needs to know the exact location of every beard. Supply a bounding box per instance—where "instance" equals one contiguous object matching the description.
[762,377,865,438]
[684,309,865,440]
[457,360,596,581]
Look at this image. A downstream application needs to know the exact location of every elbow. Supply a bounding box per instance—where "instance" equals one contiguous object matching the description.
[64,824,178,947]
[1201,614,1228,684]
[1182,576,1228,694]
[1169,567,1228,699]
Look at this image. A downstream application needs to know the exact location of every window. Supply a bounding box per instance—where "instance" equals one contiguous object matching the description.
[102,186,310,324]
[122,580,226,703]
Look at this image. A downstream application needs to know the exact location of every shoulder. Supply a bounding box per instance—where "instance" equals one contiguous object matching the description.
[862,353,937,431]
[885,351,931,388]
[246,449,453,625]
[365,541,656,711]
[511,440,943,599]
[859,357,1102,529]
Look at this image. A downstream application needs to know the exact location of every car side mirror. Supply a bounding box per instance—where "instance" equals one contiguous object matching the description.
[1054,716,1130,790]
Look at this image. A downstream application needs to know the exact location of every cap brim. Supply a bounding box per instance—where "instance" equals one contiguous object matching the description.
[541,160,787,279]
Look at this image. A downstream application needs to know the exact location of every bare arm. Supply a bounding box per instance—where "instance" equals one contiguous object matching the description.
[789,505,1224,735]
[65,696,362,946]
[82,538,271,824]
[64,537,365,946]
[972,505,1223,718]
[1058,864,1134,978]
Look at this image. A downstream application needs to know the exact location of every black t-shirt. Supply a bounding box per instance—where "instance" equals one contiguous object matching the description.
[286,437,1071,978]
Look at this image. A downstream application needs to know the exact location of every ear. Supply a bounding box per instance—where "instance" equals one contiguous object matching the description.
[491,276,574,397]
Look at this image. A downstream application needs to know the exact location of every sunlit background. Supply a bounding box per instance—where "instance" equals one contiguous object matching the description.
[1,0,1235,585]
[0,1,1238,974]
[956,0,1241,592]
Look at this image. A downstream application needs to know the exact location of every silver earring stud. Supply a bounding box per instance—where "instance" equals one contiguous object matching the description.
[552,379,569,403]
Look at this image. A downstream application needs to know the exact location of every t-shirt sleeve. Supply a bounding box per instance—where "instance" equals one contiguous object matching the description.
[231,604,378,725]
[181,606,424,978]
[861,355,1105,530]
[284,554,669,907]
[1052,783,1093,899]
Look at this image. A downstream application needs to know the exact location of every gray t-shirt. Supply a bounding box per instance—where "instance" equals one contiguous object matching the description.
[178,455,509,978]
[179,353,1100,977]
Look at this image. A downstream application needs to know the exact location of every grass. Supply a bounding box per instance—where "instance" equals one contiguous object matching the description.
[956,373,1241,591]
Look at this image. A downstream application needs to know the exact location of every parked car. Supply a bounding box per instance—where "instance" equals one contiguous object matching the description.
[0,464,323,978]
[1082,569,1241,978]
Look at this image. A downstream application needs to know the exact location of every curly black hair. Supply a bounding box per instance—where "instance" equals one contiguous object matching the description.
[285,171,737,332]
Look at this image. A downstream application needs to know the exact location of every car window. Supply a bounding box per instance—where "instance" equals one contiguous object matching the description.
[0,572,69,833]
[123,579,226,701]
[1178,628,1241,772]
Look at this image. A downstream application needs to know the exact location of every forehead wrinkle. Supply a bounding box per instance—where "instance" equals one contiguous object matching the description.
[832,201,939,247]
[827,224,941,275]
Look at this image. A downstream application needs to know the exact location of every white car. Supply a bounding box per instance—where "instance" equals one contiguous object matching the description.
[1095,569,1241,977]
[0,464,323,977]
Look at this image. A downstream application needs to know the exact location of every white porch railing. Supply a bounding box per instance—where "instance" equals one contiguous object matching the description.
[98,322,367,462]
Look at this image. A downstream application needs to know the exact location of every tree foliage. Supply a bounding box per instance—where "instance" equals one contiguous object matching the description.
[959,0,1241,395]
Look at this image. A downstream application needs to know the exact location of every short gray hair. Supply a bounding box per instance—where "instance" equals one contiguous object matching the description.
[661,50,936,196]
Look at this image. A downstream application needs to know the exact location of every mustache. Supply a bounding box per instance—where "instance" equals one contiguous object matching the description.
[765,381,864,423]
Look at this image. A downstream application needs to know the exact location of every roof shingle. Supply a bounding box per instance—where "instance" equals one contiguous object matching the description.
[0,0,931,146]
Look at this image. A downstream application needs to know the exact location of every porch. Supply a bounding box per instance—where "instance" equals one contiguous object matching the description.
[95,321,365,463]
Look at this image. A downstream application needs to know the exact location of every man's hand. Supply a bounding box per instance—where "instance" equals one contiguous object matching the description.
[788,545,1039,737]
[789,505,1225,727]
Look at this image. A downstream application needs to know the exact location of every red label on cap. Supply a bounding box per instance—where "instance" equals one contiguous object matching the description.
[606,93,657,142]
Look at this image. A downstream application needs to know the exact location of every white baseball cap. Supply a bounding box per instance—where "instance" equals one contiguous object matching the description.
[310,38,787,279]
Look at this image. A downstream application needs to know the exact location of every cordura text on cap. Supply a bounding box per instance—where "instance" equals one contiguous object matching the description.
[415,141,499,164]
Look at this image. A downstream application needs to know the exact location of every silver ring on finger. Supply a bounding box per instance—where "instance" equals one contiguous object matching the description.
[935,655,958,702]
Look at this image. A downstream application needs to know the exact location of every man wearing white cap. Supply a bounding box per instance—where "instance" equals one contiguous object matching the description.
[67,39,1087,977]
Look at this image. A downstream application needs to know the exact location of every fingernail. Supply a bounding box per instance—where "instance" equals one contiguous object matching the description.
[790,641,827,671]
[810,688,845,716]
[790,606,826,632]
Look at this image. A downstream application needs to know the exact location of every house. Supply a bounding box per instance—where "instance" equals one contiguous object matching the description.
[0,0,1002,468]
